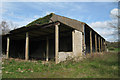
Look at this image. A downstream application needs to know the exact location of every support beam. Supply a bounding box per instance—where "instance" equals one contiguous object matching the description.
[6,37,10,59]
[46,37,49,61]
[72,30,75,52]
[103,40,105,51]
[25,32,29,60]
[55,24,59,64]
[90,30,92,53]
[98,37,100,52]
[104,41,107,52]
[95,34,97,52]
[101,38,103,52]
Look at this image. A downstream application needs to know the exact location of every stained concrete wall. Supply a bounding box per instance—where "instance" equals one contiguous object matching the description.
[72,30,82,57]
[58,52,73,63]
[58,30,82,63]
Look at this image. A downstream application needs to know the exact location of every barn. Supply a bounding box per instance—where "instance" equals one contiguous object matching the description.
[2,13,106,63]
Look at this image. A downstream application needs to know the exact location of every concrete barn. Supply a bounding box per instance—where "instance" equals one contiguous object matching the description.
[2,13,106,63]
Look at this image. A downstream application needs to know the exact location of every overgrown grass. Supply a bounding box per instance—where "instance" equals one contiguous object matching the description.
[2,52,119,78]
[108,47,120,52]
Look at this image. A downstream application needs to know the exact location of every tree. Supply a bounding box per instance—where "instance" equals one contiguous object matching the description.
[0,20,18,35]
[108,8,120,41]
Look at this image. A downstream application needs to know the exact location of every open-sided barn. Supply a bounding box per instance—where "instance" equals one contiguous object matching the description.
[2,13,106,63]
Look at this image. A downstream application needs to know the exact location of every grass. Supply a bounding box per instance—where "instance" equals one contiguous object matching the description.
[108,47,120,52]
[2,52,119,78]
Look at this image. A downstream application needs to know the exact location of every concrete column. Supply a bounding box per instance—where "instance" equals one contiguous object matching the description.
[95,34,97,52]
[46,37,49,61]
[104,41,107,52]
[55,24,59,64]
[72,30,75,52]
[72,30,82,57]
[101,38,103,52]
[6,37,10,59]
[98,37,100,52]
[25,32,29,60]
[103,40,105,51]
[90,30,92,53]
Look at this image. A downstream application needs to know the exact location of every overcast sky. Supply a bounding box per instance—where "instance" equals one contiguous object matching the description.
[1,1,119,42]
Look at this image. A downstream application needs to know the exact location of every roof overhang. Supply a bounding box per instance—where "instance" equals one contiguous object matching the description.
[3,21,74,40]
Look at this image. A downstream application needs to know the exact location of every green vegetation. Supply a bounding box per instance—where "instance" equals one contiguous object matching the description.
[108,47,120,52]
[2,52,119,78]
[107,41,120,52]
[26,13,53,27]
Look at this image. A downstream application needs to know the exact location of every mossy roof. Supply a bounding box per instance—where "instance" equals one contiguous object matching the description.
[26,13,54,27]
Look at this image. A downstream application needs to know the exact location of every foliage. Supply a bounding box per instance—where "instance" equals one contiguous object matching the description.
[26,13,54,27]
[0,21,18,35]
[2,52,119,78]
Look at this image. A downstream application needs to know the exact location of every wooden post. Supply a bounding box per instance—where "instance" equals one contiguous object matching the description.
[95,34,97,52]
[6,37,10,59]
[98,37,100,52]
[55,24,59,64]
[90,30,92,54]
[101,38,103,52]
[25,32,29,60]
[46,37,49,61]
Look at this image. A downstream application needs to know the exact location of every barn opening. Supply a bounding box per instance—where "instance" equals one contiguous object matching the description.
[2,22,73,61]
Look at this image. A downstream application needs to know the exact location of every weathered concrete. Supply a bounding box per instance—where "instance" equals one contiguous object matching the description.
[51,14,85,32]
[72,30,82,57]
[25,32,29,60]
[58,52,73,63]
[90,30,92,53]
[98,37,100,52]
[55,24,59,64]
[57,30,82,63]
[46,37,49,61]
[6,37,10,59]
[101,38,103,52]
[95,34,97,52]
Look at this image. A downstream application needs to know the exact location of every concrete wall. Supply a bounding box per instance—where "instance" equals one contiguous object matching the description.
[58,30,83,63]
[58,52,73,63]
[72,30,82,57]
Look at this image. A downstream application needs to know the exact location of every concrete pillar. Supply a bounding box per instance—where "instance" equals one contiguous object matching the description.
[72,30,75,52]
[95,34,97,52]
[46,37,49,61]
[90,30,92,53]
[72,30,82,57]
[55,24,59,64]
[98,37,100,52]
[104,41,107,52]
[6,37,10,59]
[25,32,29,60]
[101,38,103,52]
[103,40,105,52]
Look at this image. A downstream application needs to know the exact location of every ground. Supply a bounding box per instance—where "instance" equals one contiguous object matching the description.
[2,52,119,78]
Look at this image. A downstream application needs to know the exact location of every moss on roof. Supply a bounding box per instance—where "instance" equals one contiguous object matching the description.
[26,13,54,27]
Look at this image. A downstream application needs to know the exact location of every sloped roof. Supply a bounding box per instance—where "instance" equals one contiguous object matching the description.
[5,13,105,40]
[26,13,85,32]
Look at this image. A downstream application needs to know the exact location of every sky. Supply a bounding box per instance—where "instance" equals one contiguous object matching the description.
[0,1,119,42]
